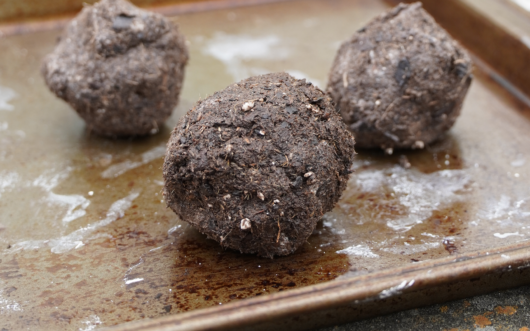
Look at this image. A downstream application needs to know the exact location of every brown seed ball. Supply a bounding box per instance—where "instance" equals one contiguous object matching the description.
[327,2,472,151]
[42,0,188,137]
[163,73,356,258]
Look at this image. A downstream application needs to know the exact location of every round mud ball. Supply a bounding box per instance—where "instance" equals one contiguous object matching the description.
[327,2,472,152]
[42,0,188,137]
[163,73,356,258]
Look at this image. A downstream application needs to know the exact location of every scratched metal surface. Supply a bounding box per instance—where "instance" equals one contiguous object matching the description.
[1,0,530,330]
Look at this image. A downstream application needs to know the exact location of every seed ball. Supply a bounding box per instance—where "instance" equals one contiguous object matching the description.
[163,73,356,258]
[42,0,188,137]
[327,2,472,150]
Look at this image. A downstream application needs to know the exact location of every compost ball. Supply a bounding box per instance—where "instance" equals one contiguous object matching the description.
[42,0,188,137]
[327,2,472,152]
[163,73,356,258]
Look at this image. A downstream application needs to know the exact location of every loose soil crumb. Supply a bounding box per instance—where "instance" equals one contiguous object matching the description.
[327,2,472,150]
[42,0,188,137]
[163,73,356,258]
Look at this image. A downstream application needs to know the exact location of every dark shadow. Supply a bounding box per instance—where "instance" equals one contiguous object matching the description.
[118,220,349,314]
[354,133,463,174]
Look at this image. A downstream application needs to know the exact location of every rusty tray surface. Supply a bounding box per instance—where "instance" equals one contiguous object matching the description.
[1,0,530,330]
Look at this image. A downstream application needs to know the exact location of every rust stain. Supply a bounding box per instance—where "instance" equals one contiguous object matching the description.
[463,300,471,308]
[38,290,54,298]
[0,258,23,279]
[495,305,517,315]
[45,262,82,273]
[41,296,64,307]
[74,280,88,288]
[440,305,449,313]
[484,311,494,316]
[519,327,530,331]
[473,314,492,327]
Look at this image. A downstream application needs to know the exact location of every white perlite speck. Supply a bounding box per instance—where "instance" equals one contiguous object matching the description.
[240,218,251,230]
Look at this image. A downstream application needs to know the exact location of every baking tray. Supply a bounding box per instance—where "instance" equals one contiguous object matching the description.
[1,0,530,330]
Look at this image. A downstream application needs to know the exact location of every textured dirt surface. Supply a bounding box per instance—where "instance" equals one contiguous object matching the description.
[327,2,473,151]
[41,0,188,137]
[163,72,356,258]
[316,285,530,331]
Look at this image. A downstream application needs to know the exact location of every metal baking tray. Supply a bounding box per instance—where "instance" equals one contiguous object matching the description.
[1,0,530,330]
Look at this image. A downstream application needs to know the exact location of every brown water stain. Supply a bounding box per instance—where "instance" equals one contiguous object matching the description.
[115,223,350,313]
[46,262,83,273]
[41,295,65,307]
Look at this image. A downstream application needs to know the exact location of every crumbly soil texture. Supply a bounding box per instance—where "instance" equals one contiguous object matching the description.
[42,0,188,137]
[163,73,356,258]
[327,2,473,151]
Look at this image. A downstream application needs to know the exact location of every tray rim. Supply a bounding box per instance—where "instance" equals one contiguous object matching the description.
[103,240,530,331]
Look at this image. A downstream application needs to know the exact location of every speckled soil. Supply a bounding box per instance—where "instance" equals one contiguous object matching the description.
[327,2,472,151]
[42,0,188,137]
[163,72,356,258]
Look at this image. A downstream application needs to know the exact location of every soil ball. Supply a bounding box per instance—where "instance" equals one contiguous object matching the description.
[42,0,188,137]
[327,2,472,151]
[163,73,356,258]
